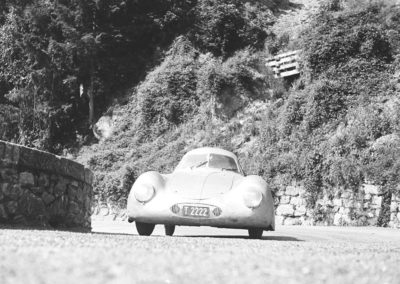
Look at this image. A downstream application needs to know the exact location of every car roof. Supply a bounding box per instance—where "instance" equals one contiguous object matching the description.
[185,147,238,160]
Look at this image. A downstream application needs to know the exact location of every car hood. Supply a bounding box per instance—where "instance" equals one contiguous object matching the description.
[166,170,243,199]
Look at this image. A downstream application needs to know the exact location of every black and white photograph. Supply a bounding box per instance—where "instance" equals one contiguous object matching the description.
[1,0,400,283]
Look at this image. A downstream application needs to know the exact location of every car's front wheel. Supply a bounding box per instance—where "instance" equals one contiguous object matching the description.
[164,225,175,236]
[135,222,155,236]
[248,228,263,239]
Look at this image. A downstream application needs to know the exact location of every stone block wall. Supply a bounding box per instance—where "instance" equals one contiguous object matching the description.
[390,194,400,228]
[0,140,93,229]
[275,182,400,228]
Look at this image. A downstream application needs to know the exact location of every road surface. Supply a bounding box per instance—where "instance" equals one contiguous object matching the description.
[1,220,400,284]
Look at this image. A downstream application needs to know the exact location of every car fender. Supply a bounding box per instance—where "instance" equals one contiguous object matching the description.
[233,175,269,194]
[128,171,166,203]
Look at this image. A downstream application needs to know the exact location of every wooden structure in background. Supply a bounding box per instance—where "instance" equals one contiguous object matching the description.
[266,50,300,78]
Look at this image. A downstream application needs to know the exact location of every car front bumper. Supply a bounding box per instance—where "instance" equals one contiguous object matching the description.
[127,191,275,230]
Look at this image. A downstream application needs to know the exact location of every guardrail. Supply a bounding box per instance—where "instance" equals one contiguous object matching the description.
[266,50,300,78]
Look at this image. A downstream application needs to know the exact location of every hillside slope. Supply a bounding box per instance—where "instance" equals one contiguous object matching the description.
[76,0,400,225]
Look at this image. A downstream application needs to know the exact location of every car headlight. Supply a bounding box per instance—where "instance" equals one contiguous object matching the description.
[134,184,155,203]
[243,190,263,208]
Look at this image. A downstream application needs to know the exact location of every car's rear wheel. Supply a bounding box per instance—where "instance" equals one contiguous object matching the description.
[135,222,155,236]
[164,225,175,236]
[248,228,263,239]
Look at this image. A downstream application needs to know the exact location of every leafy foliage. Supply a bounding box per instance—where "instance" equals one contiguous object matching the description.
[249,2,400,216]
[77,38,277,208]
[189,0,268,58]
[0,0,275,154]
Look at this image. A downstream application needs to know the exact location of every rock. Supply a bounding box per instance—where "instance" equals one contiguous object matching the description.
[5,201,18,214]
[0,168,17,183]
[292,197,307,206]
[42,192,55,205]
[280,195,291,204]
[1,183,11,196]
[390,202,398,213]
[12,214,26,225]
[298,186,306,197]
[19,172,35,187]
[285,186,300,196]
[53,178,67,197]
[38,173,50,187]
[276,204,295,216]
[84,168,94,185]
[274,216,284,225]
[324,199,334,207]
[84,196,91,211]
[341,191,352,199]
[372,196,382,206]
[67,184,78,201]
[354,202,363,210]
[9,185,22,200]
[333,198,342,207]
[337,214,352,225]
[367,212,375,218]
[0,204,8,219]
[356,215,368,226]
[363,184,379,195]
[294,205,307,217]
[68,201,81,215]
[300,217,314,226]
[367,217,378,226]
[290,197,300,206]
[49,198,68,217]
[274,190,284,197]
[339,207,351,215]
[284,217,302,225]
[343,199,354,208]
[333,213,341,226]
[30,187,43,196]
[364,193,372,201]
[19,191,46,216]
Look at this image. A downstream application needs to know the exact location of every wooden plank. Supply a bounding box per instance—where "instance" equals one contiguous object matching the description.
[265,50,301,78]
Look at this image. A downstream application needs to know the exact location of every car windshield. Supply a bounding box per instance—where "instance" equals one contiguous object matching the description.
[175,153,239,173]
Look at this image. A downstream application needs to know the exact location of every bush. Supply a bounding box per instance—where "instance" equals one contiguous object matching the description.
[302,4,393,76]
[248,2,400,209]
[189,0,269,58]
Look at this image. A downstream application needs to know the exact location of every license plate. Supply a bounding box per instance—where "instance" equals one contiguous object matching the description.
[182,206,210,218]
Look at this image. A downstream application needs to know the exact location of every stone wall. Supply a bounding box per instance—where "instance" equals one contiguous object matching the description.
[0,140,93,229]
[275,182,400,228]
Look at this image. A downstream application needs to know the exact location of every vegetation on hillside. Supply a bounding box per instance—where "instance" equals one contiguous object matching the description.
[80,1,400,225]
[2,0,400,225]
[0,0,279,152]
[248,1,400,225]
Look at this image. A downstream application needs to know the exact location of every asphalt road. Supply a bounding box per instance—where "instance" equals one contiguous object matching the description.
[1,221,400,284]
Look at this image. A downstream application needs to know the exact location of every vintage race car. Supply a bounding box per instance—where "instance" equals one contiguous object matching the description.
[127,147,275,239]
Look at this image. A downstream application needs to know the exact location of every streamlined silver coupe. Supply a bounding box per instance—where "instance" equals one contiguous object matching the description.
[127,147,275,239]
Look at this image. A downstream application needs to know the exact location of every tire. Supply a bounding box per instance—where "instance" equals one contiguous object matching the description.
[164,225,175,236]
[248,228,263,239]
[135,222,155,236]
